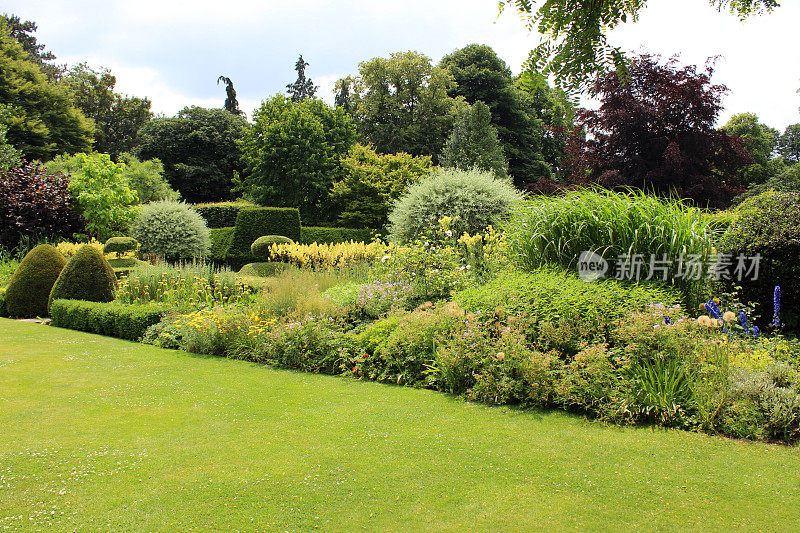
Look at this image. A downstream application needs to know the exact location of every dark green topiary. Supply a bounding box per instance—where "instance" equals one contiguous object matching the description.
[48,245,117,312]
[103,236,139,256]
[251,235,294,259]
[4,244,67,318]
[227,207,301,263]
[719,190,800,332]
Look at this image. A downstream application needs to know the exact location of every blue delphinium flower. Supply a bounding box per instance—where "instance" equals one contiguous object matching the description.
[752,325,760,339]
[705,299,729,335]
[771,285,783,329]
[739,311,748,332]
[663,316,672,325]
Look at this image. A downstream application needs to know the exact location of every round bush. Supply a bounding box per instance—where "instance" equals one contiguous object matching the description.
[103,236,139,256]
[48,245,117,312]
[4,244,67,318]
[251,235,294,259]
[719,190,800,331]
[130,200,211,259]
[388,167,523,242]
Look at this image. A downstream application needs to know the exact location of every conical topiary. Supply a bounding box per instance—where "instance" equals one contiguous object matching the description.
[48,244,117,312]
[4,244,67,318]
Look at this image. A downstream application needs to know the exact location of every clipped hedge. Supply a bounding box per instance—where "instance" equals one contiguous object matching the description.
[103,236,138,256]
[48,245,117,312]
[209,227,235,262]
[4,244,67,318]
[195,201,258,228]
[227,208,301,263]
[251,235,294,259]
[300,226,374,245]
[50,299,165,341]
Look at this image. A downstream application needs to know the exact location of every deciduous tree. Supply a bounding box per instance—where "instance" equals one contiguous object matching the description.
[136,107,248,203]
[238,95,355,224]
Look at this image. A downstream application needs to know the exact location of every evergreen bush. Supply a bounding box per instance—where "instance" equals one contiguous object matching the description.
[226,208,301,263]
[130,200,211,259]
[4,244,67,318]
[48,245,117,312]
[251,235,295,259]
[103,236,138,256]
[388,167,522,242]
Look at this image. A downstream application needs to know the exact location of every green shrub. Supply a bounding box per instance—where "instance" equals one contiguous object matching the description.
[226,207,301,263]
[130,200,211,260]
[718,191,800,332]
[4,244,67,318]
[103,236,138,256]
[388,167,523,242]
[0,287,7,317]
[237,262,289,278]
[251,235,294,259]
[48,245,117,312]
[507,189,714,303]
[300,226,374,245]
[50,299,165,341]
[455,268,679,355]
[209,227,235,263]
[118,153,180,204]
[195,200,258,228]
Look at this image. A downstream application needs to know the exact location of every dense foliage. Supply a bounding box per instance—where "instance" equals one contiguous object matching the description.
[50,299,165,341]
[226,207,302,264]
[3,244,66,318]
[50,152,138,240]
[60,63,153,159]
[720,112,782,187]
[137,106,248,203]
[48,245,117,312]
[507,189,714,301]
[719,190,800,331]
[576,55,750,209]
[0,162,84,248]
[440,101,508,180]
[389,167,523,242]
[131,201,211,260]
[238,95,355,224]
[0,22,93,160]
[340,51,466,162]
[331,144,431,230]
[118,153,179,203]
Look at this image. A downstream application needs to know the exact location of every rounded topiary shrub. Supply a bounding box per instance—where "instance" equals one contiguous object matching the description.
[4,244,67,318]
[719,190,800,331]
[48,245,117,312]
[103,236,139,256]
[251,235,294,259]
[388,167,523,242]
[130,200,211,259]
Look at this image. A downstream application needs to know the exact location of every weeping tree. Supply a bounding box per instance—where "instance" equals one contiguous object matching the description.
[217,76,245,117]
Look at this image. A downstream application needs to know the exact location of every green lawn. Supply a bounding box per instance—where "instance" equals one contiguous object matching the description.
[1,319,799,532]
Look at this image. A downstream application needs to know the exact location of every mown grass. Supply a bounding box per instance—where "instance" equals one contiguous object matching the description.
[1,318,800,531]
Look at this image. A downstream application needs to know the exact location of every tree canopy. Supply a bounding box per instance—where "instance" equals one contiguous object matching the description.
[440,101,508,180]
[136,106,248,203]
[0,22,93,160]
[343,51,467,162]
[720,112,782,186]
[60,63,153,159]
[576,54,750,209]
[499,0,779,92]
[237,95,356,224]
[0,13,63,81]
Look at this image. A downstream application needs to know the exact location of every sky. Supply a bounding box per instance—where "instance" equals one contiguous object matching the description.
[6,0,800,129]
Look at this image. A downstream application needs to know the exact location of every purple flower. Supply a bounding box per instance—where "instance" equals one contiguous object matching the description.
[771,285,783,329]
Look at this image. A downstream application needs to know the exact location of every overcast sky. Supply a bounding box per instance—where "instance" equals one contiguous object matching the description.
[6,0,800,129]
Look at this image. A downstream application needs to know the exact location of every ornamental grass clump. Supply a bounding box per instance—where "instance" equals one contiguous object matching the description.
[506,188,714,298]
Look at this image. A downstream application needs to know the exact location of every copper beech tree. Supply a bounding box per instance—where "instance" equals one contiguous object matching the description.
[573,55,751,209]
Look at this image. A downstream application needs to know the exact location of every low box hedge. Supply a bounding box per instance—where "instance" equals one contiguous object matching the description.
[300,226,374,245]
[50,299,166,341]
